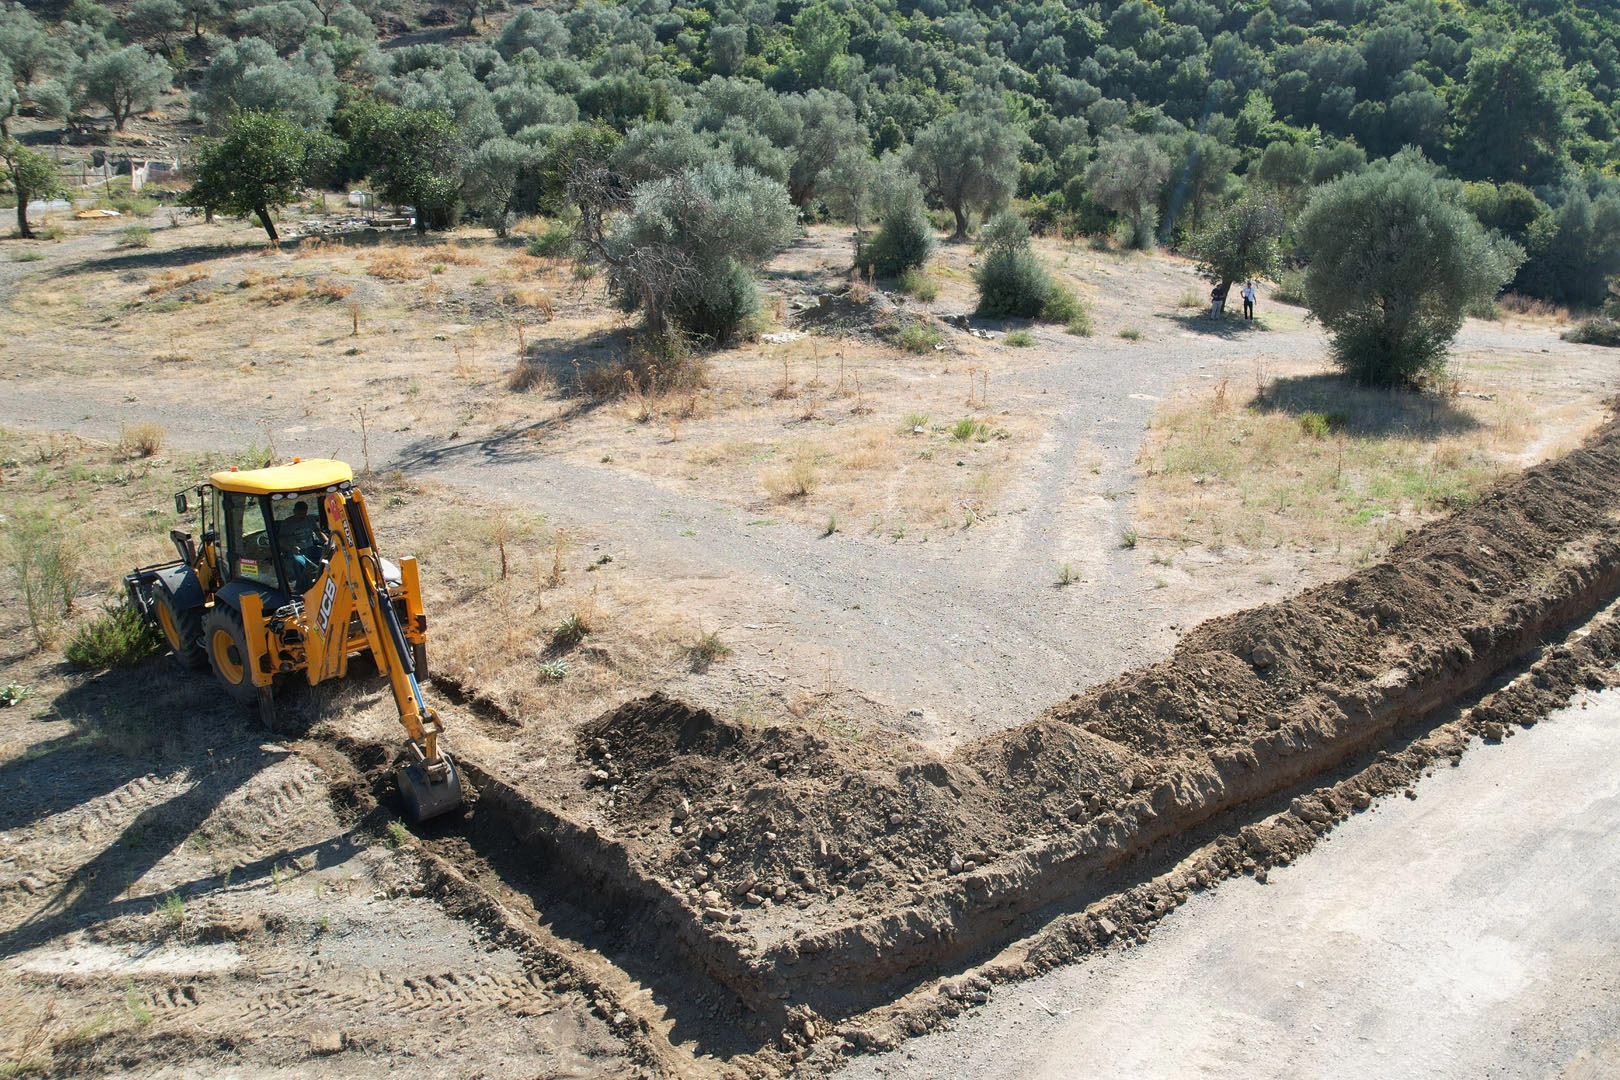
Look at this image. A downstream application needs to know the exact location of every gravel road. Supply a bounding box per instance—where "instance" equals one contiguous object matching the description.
[0,306,1323,742]
[833,687,1620,1079]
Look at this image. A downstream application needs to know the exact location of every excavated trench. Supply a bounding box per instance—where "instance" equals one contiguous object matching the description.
[322,411,1620,1073]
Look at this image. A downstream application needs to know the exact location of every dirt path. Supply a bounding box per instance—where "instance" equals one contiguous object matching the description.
[0,307,1333,744]
[0,672,642,1078]
[831,683,1620,1080]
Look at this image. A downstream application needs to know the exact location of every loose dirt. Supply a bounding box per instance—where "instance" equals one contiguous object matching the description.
[261,407,1620,1076]
[6,214,1620,1078]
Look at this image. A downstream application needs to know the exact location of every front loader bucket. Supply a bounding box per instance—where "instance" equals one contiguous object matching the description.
[396,756,464,824]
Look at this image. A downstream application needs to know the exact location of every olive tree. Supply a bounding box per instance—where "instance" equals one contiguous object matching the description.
[341,98,462,231]
[974,210,1052,318]
[195,37,333,129]
[602,160,798,343]
[78,45,170,130]
[907,108,1026,239]
[1190,189,1285,296]
[185,110,316,242]
[460,136,535,237]
[856,155,934,276]
[1084,133,1171,249]
[2,136,66,238]
[1296,155,1523,386]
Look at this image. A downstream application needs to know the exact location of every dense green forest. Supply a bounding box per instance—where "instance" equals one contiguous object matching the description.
[4,0,1619,308]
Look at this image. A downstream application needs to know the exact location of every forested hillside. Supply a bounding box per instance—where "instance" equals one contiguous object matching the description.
[4,0,1619,306]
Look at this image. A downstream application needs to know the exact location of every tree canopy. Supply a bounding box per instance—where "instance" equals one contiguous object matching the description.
[1296,155,1523,386]
[185,109,312,241]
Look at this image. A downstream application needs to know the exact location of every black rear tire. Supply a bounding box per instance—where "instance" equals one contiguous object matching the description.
[203,605,260,706]
[155,589,208,671]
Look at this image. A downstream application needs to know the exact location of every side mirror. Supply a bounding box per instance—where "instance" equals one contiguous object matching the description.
[175,492,189,515]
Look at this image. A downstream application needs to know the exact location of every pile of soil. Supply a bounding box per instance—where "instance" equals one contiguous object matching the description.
[538,410,1620,1027]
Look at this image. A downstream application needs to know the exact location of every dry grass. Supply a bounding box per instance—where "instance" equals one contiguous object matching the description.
[762,447,821,500]
[144,269,208,296]
[366,248,424,281]
[1498,293,1571,323]
[423,244,482,267]
[1136,372,1551,562]
[504,286,555,319]
[117,421,165,458]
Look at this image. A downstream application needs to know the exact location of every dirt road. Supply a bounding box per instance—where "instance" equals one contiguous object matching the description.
[3,306,1599,746]
[833,686,1620,1079]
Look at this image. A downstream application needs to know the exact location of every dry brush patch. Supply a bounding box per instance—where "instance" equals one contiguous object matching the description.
[1135,364,1596,564]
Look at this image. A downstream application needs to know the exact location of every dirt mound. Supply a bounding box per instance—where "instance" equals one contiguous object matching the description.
[539,411,1620,1027]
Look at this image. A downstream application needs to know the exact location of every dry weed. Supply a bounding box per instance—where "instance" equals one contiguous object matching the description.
[504,286,555,319]
[310,279,353,302]
[260,278,309,304]
[144,269,208,296]
[366,248,423,281]
[117,421,166,458]
[423,244,481,267]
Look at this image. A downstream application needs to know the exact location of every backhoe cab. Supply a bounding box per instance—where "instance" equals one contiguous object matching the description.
[125,459,462,822]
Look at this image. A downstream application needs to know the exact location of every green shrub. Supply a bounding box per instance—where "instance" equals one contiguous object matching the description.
[99,192,158,217]
[525,221,576,258]
[1043,282,1091,333]
[3,511,81,647]
[898,266,939,301]
[673,256,761,344]
[950,417,989,441]
[1006,329,1033,346]
[975,213,1052,318]
[116,224,152,249]
[1562,318,1620,347]
[1298,410,1349,437]
[862,204,936,277]
[1118,326,1143,340]
[1272,269,1308,306]
[552,611,591,647]
[66,603,161,669]
[892,319,942,353]
[10,249,43,262]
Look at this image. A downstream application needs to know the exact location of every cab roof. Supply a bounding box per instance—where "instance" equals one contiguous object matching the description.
[210,458,353,496]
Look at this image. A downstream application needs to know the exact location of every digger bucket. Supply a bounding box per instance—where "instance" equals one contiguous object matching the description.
[395,755,464,824]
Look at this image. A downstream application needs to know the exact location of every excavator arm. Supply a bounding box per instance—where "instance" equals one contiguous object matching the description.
[300,488,463,822]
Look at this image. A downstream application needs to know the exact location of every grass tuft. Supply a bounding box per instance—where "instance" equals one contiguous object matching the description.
[684,629,731,671]
[115,225,152,249]
[552,611,592,648]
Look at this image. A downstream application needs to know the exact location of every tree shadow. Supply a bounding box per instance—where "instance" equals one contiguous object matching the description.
[0,655,234,832]
[1166,312,1274,338]
[1252,372,1482,438]
[47,241,254,277]
[0,658,298,954]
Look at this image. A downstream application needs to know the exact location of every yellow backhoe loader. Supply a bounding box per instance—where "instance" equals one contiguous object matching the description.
[125,458,463,822]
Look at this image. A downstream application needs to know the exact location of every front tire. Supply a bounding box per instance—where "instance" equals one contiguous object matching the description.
[203,605,260,706]
[155,589,208,671]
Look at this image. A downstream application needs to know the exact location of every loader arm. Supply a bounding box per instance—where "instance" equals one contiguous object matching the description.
[301,488,461,821]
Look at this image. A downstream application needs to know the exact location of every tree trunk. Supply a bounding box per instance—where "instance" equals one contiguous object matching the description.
[16,199,32,240]
[256,205,278,242]
[952,205,967,240]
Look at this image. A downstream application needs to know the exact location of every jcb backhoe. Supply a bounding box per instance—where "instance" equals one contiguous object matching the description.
[124,458,463,822]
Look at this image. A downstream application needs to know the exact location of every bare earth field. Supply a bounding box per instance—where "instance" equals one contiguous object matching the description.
[3,210,1619,1078]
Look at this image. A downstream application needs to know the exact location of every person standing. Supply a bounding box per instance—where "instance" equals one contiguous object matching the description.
[1241,282,1256,320]
[1210,282,1229,319]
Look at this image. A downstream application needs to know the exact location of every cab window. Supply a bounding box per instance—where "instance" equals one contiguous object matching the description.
[272,494,327,594]
[224,492,280,590]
